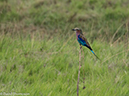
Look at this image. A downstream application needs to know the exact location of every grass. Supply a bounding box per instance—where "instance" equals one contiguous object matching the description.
[0,33,129,96]
[0,0,129,96]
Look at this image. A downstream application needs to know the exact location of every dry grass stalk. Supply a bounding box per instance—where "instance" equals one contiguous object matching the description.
[77,46,82,96]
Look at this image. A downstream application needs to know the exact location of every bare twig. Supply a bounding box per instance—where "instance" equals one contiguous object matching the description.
[81,47,85,89]
[77,45,82,96]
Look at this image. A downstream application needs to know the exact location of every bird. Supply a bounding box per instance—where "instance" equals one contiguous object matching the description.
[72,28,100,60]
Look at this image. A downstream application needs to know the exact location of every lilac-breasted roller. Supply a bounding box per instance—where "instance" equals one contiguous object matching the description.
[72,28,100,59]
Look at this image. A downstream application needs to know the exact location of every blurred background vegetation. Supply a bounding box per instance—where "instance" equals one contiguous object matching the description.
[0,0,129,41]
[0,0,129,96]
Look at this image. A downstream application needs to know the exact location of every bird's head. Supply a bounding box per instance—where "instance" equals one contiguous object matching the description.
[72,28,82,34]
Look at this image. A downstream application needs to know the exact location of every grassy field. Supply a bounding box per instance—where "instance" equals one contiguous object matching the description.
[0,0,129,96]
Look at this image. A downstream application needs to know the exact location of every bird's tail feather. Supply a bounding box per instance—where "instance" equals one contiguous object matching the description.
[91,50,100,60]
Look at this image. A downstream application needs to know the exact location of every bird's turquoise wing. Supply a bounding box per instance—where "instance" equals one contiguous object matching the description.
[78,34,92,49]
[77,34,100,60]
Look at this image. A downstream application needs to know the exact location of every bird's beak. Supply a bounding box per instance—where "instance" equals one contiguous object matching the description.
[72,29,75,31]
